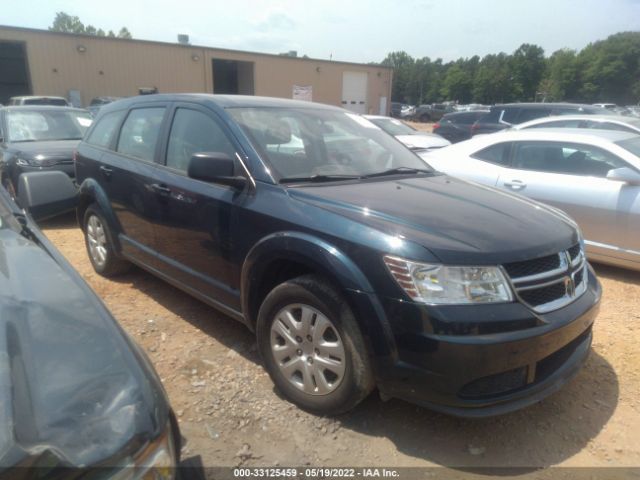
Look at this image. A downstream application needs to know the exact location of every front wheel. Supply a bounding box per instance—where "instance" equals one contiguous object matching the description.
[257,275,374,415]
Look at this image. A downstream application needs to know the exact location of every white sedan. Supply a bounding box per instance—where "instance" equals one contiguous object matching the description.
[364,115,450,152]
[512,114,640,134]
[420,128,640,271]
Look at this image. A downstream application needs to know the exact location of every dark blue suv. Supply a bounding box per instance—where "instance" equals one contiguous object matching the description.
[75,94,601,417]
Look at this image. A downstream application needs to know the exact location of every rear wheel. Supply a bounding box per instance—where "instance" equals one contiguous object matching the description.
[257,275,374,415]
[419,113,431,122]
[83,204,130,276]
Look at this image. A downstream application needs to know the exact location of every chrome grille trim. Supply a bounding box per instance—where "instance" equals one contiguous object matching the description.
[504,244,587,314]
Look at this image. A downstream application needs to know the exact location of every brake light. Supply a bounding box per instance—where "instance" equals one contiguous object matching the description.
[471,123,480,135]
[433,122,440,131]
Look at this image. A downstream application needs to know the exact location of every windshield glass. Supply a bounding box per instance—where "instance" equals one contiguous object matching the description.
[368,117,416,136]
[227,107,431,180]
[6,110,93,142]
[617,137,640,159]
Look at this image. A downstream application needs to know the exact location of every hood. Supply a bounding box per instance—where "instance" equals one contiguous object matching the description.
[0,228,168,469]
[395,133,451,150]
[288,174,578,264]
[8,140,79,163]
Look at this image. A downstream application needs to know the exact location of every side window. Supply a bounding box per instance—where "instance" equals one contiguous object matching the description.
[471,142,511,166]
[499,108,519,124]
[117,107,165,162]
[166,108,236,173]
[512,142,628,177]
[85,111,125,149]
[585,121,637,134]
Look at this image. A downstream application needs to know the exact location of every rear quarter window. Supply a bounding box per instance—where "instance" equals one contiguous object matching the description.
[471,142,512,166]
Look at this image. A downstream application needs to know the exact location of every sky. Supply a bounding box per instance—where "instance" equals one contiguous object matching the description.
[2,0,640,63]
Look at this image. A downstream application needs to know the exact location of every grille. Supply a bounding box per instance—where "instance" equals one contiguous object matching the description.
[503,253,560,278]
[504,243,586,313]
[519,282,567,306]
[459,367,527,399]
[568,243,581,261]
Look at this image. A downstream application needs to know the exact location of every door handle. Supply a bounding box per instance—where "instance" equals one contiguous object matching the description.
[504,179,526,190]
[150,183,171,196]
[99,165,113,177]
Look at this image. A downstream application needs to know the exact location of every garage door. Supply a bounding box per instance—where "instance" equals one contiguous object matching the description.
[341,71,368,114]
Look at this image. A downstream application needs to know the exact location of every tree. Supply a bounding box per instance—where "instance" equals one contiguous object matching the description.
[510,44,546,101]
[49,11,132,39]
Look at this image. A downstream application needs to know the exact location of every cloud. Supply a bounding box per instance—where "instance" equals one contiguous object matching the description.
[253,11,296,32]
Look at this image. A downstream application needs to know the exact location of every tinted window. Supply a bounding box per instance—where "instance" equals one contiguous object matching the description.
[117,108,165,162]
[23,98,68,106]
[166,108,236,172]
[471,142,511,166]
[86,111,125,148]
[585,121,637,134]
[512,141,628,177]
[499,108,519,124]
[516,108,551,123]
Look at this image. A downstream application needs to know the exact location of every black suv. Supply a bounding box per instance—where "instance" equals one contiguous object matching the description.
[433,110,489,143]
[75,94,601,416]
[472,103,607,136]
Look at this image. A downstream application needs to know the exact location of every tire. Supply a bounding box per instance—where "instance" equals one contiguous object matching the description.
[256,274,374,415]
[419,113,431,122]
[83,204,130,276]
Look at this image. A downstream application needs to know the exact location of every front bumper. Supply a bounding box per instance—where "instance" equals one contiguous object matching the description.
[362,265,601,417]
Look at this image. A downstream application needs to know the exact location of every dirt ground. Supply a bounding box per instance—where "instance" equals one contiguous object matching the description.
[40,213,639,476]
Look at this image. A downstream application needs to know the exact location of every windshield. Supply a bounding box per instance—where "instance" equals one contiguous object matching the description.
[369,117,416,136]
[617,137,640,159]
[227,107,431,180]
[6,110,93,142]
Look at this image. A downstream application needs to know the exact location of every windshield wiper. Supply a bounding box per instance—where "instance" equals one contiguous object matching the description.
[361,167,433,179]
[279,174,361,184]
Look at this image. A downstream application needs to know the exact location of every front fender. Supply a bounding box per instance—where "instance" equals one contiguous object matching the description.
[241,231,398,358]
[77,178,123,252]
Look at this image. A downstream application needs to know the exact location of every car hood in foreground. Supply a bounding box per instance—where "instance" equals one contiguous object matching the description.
[0,228,168,469]
[289,174,578,264]
[395,133,451,150]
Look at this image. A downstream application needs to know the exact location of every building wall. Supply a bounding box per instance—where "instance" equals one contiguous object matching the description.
[0,26,392,114]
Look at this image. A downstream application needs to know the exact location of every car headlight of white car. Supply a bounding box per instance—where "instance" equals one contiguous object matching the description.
[384,255,513,305]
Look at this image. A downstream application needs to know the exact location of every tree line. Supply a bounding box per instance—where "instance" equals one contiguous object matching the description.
[49,12,132,39]
[381,31,640,106]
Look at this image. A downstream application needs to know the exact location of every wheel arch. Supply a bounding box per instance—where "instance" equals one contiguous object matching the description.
[76,178,123,252]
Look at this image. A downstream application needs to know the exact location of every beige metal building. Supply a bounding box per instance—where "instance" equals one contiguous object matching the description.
[0,25,393,114]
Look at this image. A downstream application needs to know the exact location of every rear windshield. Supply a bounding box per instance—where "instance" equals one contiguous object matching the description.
[6,109,93,142]
[368,118,415,136]
[23,98,69,106]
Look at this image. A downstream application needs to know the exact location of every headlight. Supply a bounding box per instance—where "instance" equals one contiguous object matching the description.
[384,255,513,305]
[16,157,33,166]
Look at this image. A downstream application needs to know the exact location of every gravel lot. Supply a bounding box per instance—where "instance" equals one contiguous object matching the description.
[40,206,639,475]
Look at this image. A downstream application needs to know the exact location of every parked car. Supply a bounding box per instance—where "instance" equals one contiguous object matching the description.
[432,110,490,143]
[75,94,600,417]
[88,96,122,117]
[422,128,640,271]
[8,95,71,106]
[0,106,93,198]
[0,173,180,476]
[390,102,403,118]
[412,103,455,122]
[471,103,607,136]
[364,115,450,152]
[513,114,640,135]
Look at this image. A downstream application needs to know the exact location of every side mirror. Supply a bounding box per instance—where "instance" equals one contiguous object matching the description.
[18,171,78,220]
[606,167,640,186]
[187,152,247,189]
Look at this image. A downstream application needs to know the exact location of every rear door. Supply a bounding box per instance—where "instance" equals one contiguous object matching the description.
[100,105,169,267]
[149,103,248,310]
[496,141,639,259]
